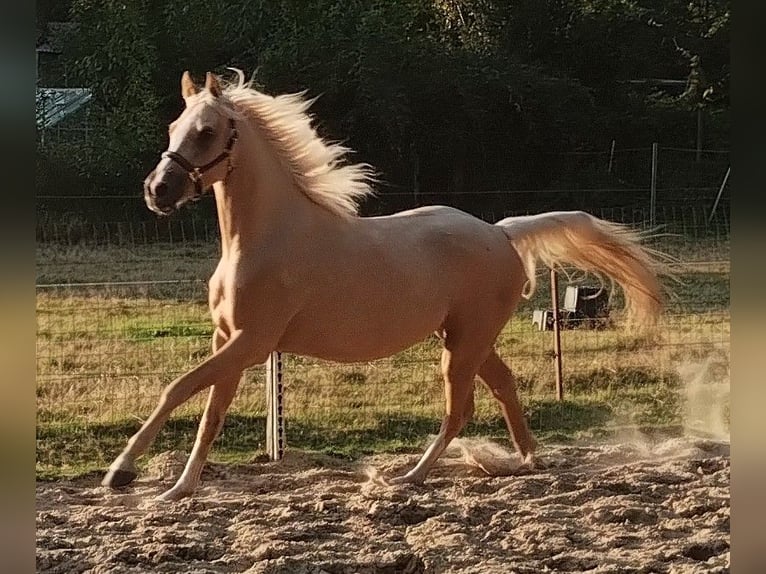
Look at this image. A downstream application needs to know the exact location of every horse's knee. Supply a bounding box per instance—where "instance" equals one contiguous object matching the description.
[439,417,463,438]
[212,327,229,353]
[440,402,473,439]
[488,384,512,402]
[200,411,224,435]
[158,382,182,407]
[158,374,207,407]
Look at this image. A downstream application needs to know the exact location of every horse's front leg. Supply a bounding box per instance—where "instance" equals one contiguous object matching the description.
[155,328,238,501]
[155,371,240,501]
[102,329,263,497]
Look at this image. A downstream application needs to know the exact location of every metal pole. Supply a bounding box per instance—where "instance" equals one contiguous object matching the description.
[650,143,658,227]
[696,107,703,163]
[412,143,420,206]
[708,166,730,223]
[266,351,285,460]
[550,269,564,401]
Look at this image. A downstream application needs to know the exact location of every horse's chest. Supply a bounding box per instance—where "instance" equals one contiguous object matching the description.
[209,279,245,320]
[208,263,282,329]
[208,265,242,322]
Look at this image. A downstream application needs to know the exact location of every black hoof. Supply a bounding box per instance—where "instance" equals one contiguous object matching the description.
[102,468,138,488]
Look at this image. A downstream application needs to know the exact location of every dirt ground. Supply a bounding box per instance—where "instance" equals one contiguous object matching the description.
[36,436,729,574]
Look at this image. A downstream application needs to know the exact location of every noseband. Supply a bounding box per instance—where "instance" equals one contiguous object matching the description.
[161,118,239,199]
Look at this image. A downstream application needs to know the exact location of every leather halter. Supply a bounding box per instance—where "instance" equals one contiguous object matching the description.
[161,118,238,198]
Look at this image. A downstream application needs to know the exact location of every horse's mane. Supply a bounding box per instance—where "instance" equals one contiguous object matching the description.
[201,72,376,218]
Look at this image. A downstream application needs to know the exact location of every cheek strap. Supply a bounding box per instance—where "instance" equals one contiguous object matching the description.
[161,118,239,198]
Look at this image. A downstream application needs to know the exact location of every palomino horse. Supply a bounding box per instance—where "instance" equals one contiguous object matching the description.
[104,70,667,501]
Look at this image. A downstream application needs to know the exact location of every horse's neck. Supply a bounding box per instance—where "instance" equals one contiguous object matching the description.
[212,125,325,259]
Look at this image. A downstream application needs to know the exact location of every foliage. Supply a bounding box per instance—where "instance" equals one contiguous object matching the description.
[65,1,162,183]
[36,0,729,211]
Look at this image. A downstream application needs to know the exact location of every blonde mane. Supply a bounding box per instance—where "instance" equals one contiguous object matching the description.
[201,73,376,217]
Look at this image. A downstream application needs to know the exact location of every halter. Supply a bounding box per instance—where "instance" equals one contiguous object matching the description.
[161,118,239,199]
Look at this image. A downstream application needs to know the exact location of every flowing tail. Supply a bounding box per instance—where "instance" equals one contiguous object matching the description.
[496,211,673,328]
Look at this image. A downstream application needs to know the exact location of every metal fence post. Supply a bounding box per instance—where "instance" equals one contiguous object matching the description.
[650,143,658,227]
[550,269,564,401]
[266,351,285,460]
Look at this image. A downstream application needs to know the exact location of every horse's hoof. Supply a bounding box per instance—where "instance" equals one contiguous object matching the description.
[155,487,192,502]
[388,474,423,486]
[102,468,138,488]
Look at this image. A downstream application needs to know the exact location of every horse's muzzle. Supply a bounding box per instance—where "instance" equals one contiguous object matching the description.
[144,169,183,215]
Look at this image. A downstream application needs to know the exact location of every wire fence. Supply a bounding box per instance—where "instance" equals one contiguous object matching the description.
[36,198,730,474]
[36,137,730,471]
[36,279,730,465]
[35,201,729,249]
[36,143,730,241]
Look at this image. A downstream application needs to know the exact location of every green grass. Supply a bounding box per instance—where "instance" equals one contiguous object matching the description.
[35,239,730,479]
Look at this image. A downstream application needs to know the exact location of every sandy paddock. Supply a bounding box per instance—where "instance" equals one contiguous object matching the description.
[37,436,729,573]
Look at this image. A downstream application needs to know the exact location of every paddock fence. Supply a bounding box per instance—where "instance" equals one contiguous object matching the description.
[36,143,729,244]
[36,199,730,475]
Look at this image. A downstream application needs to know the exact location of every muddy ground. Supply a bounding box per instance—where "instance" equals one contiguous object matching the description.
[37,436,729,573]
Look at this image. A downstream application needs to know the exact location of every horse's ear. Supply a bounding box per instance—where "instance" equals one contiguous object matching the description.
[205,72,222,98]
[181,71,198,100]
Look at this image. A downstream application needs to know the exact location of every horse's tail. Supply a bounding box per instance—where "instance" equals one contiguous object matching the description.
[496,211,673,328]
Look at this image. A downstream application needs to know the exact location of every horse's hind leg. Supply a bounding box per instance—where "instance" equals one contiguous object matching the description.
[389,345,480,485]
[478,350,536,465]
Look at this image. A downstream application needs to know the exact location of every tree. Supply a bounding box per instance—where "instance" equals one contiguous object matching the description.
[38,0,729,217]
[67,0,161,187]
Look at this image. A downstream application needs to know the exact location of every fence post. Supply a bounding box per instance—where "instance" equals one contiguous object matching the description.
[650,143,658,227]
[708,166,730,223]
[266,351,285,460]
[550,269,564,401]
[696,107,703,163]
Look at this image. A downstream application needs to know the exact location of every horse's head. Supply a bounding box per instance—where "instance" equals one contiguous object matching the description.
[144,71,239,215]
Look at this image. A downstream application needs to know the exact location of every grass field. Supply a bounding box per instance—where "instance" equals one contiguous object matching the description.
[36,234,730,480]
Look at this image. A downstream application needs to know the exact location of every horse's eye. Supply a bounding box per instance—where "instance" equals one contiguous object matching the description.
[199,126,215,138]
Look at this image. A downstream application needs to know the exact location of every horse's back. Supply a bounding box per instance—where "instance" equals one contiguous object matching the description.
[365,205,505,254]
[368,204,487,228]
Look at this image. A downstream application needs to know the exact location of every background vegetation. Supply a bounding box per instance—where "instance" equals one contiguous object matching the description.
[37,0,729,220]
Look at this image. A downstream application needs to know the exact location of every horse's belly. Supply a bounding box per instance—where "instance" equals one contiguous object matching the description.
[278,300,446,362]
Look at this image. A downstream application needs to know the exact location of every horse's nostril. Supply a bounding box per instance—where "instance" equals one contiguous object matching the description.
[153,181,168,198]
